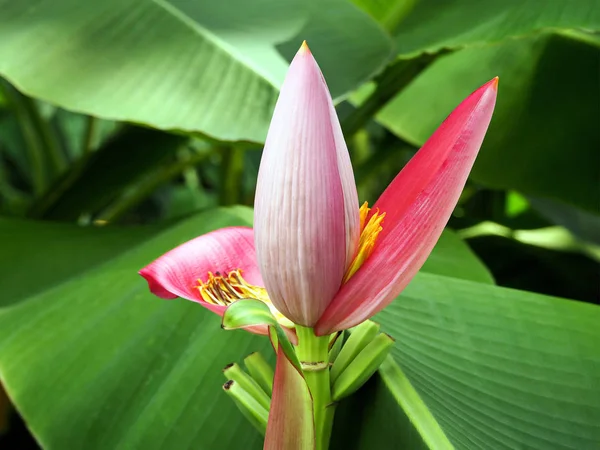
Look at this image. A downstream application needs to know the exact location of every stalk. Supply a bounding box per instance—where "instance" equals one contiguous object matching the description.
[219,145,245,205]
[98,147,208,222]
[81,115,98,155]
[295,326,335,450]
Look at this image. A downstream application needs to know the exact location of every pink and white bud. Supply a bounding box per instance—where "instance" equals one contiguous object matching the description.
[254,42,360,327]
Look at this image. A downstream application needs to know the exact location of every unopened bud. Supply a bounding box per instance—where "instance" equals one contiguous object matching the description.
[332,333,394,401]
[330,320,380,383]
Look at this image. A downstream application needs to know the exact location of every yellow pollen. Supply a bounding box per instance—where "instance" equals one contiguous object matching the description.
[196,269,294,328]
[343,202,385,283]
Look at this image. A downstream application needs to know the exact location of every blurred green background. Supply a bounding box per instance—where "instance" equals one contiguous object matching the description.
[0,0,598,448]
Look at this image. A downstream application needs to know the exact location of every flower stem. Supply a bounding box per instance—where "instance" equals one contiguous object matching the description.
[219,145,245,206]
[295,326,335,450]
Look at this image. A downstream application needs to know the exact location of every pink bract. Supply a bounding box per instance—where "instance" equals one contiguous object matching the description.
[140,43,498,339]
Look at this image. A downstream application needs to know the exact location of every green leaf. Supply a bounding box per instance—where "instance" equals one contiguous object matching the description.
[0,101,34,184]
[52,111,118,160]
[376,33,600,211]
[332,341,453,450]
[0,207,271,449]
[28,126,187,220]
[528,196,600,246]
[0,207,493,448]
[0,217,159,307]
[332,374,430,450]
[466,233,600,303]
[422,230,494,284]
[0,81,59,195]
[375,272,600,449]
[378,356,454,450]
[349,0,417,32]
[0,0,392,142]
[393,0,600,56]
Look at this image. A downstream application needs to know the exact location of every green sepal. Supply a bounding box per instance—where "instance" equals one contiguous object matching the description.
[331,332,395,401]
[244,352,274,396]
[222,379,269,436]
[223,362,271,410]
[330,320,380,383]
[222,299,301,372]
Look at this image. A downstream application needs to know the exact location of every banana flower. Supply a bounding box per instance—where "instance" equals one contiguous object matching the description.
[140,43,497,337]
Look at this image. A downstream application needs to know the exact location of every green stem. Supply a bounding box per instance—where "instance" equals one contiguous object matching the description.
[219,145,245,205]
[295,326,335,450]
[99,148,209,222]
[81,115,98,155]
[33,103,67,176]
[26,151,93,219]
[1,80,47,195]
[1,81,69,196]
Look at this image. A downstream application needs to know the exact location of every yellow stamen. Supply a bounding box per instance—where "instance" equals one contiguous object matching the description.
[196,269,294,328]
[343,202,385,283]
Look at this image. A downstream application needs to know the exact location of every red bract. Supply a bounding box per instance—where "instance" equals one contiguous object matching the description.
[316,76,498,334]
[139,42,497,337]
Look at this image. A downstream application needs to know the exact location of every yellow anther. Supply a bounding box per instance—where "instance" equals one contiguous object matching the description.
[196,269,294,328]
[197,270,268,306]
[359,201,369,231]
[343,202,385,283]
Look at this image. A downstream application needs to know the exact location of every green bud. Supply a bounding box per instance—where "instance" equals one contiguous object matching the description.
[331,333,394,401]
[223,362,271,410]
[223,380,268,435]
[330,320,380,383]
[244,352,274,396]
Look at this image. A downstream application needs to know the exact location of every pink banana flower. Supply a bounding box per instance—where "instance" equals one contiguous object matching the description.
[140,42,497,337]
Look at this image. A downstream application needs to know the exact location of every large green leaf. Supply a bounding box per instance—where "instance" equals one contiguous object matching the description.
[375,273,600,449]
[0,0,391,143]
[376,33,600,211]
[29,126,187,220]
[0,217,158,307]
[421,230,493,284]
[0,207,272,449]
[466,233,600,304]
[332,374,430,450]
[335,354,454,450]
[349,0,416,32]
[0,204,490,448]
[393,0,600,56]
[528,197,600,246]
